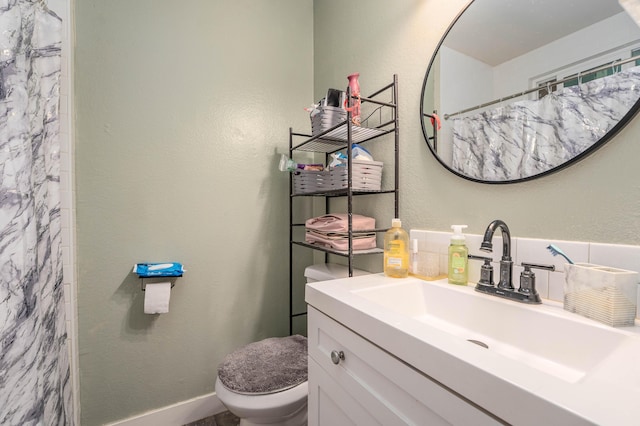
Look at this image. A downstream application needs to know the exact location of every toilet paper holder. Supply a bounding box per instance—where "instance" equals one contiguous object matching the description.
[133,262,184,291]
[139,278,177,291]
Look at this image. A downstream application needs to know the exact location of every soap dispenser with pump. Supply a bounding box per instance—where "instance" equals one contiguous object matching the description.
[448,225,468,285]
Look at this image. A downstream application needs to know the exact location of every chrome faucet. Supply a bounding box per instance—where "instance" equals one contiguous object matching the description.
[479,219,513,291]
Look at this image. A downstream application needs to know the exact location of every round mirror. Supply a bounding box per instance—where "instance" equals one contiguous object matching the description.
[421,0,640,183]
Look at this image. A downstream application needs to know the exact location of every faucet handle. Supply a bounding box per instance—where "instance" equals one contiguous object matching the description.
[518,262,555,304]
[469,254,492,262]
[469,254,494,287]
[521,262,556,272]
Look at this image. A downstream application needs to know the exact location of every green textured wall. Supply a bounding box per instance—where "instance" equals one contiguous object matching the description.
[314,0,640,245]
[74,1,313,424]
[75,1,640,424]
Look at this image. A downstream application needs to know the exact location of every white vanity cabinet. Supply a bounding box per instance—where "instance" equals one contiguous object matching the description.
[307,306,502,426]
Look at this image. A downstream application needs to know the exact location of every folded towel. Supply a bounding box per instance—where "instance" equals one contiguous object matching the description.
[305,213,375,232]
[305,229,377,251]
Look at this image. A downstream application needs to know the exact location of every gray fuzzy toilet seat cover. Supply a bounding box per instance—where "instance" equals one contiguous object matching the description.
[217,335,308,395]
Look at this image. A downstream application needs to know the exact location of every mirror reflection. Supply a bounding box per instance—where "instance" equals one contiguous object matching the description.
[421,0,640,183]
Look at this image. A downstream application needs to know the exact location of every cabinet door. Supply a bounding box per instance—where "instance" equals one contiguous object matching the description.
[308,306,503,426]
[308,357,383,426]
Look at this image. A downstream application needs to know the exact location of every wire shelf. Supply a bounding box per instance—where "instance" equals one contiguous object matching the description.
[294,123,391,153]
[292,241,384,256]
[291,188,395,198]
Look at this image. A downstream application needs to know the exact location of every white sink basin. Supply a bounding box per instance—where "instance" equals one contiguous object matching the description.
[352,278,629,383]
[306,273,640,425]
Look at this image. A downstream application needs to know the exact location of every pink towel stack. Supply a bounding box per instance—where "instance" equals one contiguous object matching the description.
[305,214,376,251]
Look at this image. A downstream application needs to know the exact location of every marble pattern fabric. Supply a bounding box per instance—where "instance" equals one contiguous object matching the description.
[0,1,73,425]
[452,66,640,181]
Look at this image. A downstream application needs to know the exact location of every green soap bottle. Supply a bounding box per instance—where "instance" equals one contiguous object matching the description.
[448,225,468,285]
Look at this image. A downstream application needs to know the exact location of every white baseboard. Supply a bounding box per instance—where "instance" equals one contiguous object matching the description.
[106,392,225,426]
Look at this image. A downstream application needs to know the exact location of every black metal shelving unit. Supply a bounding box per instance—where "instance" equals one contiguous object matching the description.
[288,75,399,334]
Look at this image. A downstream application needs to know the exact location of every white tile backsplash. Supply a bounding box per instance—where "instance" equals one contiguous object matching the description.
[410,229,640,314]
[515,238,589,268]
[589,243,640,272]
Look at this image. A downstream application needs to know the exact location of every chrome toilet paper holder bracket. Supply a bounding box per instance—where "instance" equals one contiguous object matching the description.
[139,277,179,291]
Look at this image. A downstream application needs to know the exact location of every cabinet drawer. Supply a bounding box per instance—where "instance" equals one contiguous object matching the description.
[308,306,502,426]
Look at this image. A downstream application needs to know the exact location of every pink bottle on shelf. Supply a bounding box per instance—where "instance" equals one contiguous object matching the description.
[345,72,361,126]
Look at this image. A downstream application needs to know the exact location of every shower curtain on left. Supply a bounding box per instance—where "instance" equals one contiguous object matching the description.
[0,1,73,425]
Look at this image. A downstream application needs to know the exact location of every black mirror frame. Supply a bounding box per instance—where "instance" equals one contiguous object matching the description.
[419,0,640,184]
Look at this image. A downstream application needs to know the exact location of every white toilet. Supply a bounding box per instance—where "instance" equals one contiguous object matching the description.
[215,376,308,426]
[215,264,368,426]
[215,335,309,426]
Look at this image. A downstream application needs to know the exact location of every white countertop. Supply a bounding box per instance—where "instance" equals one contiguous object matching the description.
[306,274,640,426]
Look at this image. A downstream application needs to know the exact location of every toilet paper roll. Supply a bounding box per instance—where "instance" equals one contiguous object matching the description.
[144,282,171,314]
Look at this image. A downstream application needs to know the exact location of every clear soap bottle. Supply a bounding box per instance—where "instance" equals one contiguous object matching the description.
[384,218,409,278]
[448,225,468,285]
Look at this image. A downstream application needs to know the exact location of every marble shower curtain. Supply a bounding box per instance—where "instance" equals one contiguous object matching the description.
[0,1,73,425]
[451,66,640,181]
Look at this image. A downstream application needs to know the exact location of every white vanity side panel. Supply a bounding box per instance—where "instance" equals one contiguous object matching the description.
[309,309,423,426]
[307,306,503,426]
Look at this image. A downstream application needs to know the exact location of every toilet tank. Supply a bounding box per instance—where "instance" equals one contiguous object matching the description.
[304,263,369,283]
